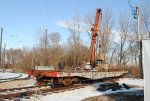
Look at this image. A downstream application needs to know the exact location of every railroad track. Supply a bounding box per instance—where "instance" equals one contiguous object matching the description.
[0,77,120,101]
[0,84,87,101]
[0,76,30,83]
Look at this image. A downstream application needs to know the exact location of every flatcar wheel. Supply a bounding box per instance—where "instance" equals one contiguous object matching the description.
[63,78,72,86]
[72,77,79,84]
[36,77,46,87]
[36,81,46,87]
[51,79,60,87]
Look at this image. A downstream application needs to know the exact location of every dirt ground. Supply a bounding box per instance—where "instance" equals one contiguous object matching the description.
[0,78,36,89]
[83,90,144,101]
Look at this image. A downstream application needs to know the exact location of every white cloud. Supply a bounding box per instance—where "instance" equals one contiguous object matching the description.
[55,20,90,33]
[56,20,68,28]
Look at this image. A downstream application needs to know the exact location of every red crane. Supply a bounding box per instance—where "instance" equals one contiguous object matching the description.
[88,8,101,68]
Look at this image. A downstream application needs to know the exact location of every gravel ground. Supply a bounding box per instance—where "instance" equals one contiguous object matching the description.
[0,78,36,89]
[83,90,144,101]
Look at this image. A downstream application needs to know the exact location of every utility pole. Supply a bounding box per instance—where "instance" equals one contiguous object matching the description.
[0,28,3,68]
[137,7,140,42]
[136,7,143,79]
[128,0,143,78]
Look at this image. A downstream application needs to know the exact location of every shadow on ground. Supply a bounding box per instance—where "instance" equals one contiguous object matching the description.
[83,90,144,101]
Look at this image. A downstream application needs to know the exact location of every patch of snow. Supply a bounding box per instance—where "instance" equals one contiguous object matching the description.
[0,72,28,80]
[19,73,28,79]
[26,83,36,87]
[0,72,20,79]
[24,78,143,101]
[8,78,142,101]
[117,78,144,87]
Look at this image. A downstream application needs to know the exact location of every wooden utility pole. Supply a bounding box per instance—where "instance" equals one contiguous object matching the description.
[128,1,143,78]
[136,7,143,79]
[0,28,3,68]
[137,7,141,42]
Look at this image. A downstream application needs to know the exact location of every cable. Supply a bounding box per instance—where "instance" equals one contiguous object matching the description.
[46,0,49,29]
[128,0,138,19]
[128,0,134,8]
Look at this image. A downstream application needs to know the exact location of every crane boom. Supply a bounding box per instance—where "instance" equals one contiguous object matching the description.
[88,8,101,68]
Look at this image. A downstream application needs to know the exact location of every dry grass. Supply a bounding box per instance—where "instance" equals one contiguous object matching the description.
[120,65,140,78]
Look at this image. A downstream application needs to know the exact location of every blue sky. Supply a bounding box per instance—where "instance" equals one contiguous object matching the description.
[0,0,149,49]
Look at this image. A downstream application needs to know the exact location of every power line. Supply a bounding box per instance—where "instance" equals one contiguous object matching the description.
[128,0,134,8]
[45,0,49,29]
[128,0,138,19]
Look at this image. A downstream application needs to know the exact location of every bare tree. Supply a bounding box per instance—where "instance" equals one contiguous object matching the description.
[129,42,138,66]
[65,15,88,68]
[49,32,61,47]
[66,15,81,68]
[48,32,63,68]
[20,48,33,71]
[66,15,81,41]
[34,30,63,68]
[141,6,150,38]
[37,29,49,66]
[6,48,23,68]
[84,12,95,38]
[117,14,135,66]
[128,21,139,66]
[108,41,119,67]
[99,9,114,64]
